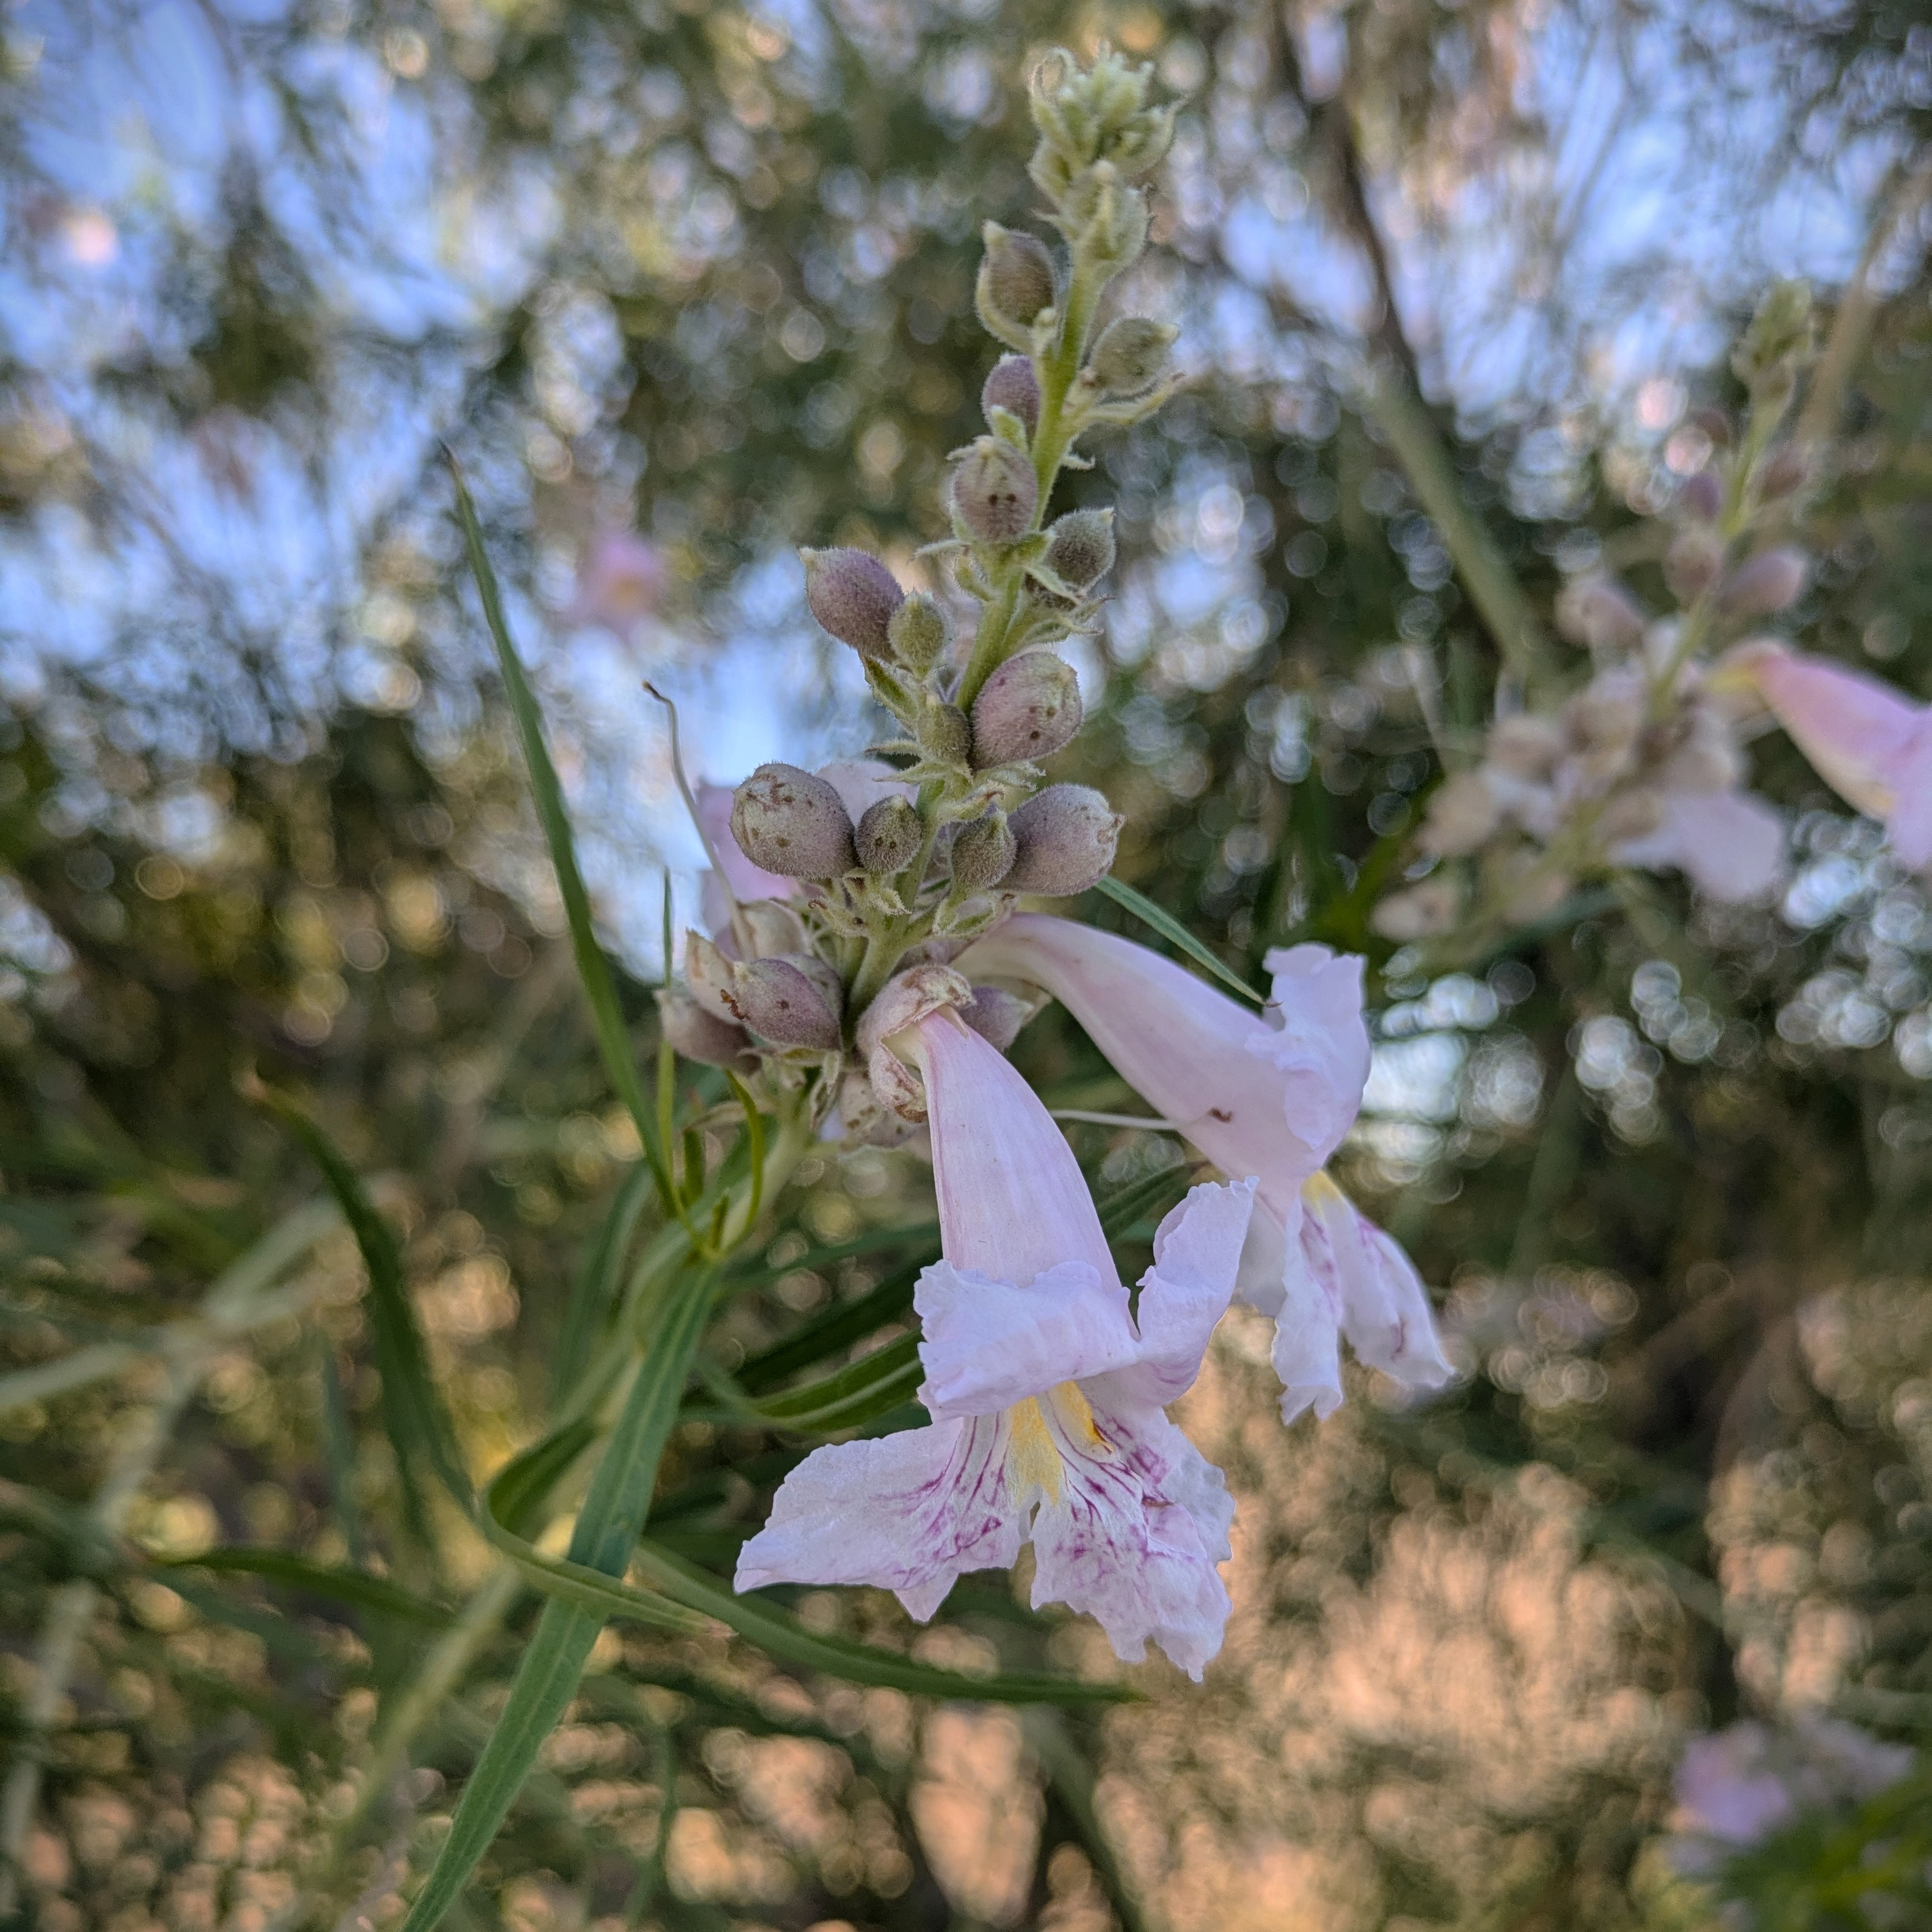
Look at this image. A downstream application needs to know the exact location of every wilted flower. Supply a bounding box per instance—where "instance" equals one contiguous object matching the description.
[958,916,1452,1421]
[735,1006,1256,1678]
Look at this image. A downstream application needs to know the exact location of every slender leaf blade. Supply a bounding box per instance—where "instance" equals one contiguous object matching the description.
[164,1549,451,1628]
[1094,874,1265,1007]
[553,1164,652,1404]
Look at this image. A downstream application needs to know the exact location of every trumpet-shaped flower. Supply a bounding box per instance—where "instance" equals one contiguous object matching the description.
[1735,642,1932,871]
[733,1004,1256,1678]
[958,914,1452,1422]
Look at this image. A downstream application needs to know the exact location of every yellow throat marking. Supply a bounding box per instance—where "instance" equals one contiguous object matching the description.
[1006,1382,1111,1505]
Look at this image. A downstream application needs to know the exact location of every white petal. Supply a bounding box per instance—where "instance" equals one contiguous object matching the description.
[1886,724,1932,872]
[1305,1177,1452,1390]
[733,1416,1021,1622]
[1026,1389,1232,1681]
[1272,1226,1345,1423]
[914,1258,1139,1420]
[1613,788,1785,903]
[1097,1178,1254,1408]
[1250,945,1373,1168]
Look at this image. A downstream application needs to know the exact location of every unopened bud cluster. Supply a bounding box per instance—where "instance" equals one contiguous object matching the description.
[1378,283,1821,950]
[662,51,1164,1134]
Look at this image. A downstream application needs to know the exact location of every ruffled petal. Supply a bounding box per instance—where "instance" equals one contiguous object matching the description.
[1304,1175,1453,1391]
[1095,1178,1254,1408]
[1251,945,1374,1169]
[913,1258,1139,1420]
[1271,1220,1346,1424]
[1024,1388,1231,1680]
[733,1416,1021,1622]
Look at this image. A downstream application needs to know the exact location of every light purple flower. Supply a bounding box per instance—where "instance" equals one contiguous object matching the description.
[1670,1717,1915,1872]
[1608,786,1785,903]
[1738,642,1932,871]
[733,1006,1256,1678]
[563,529,664,637]
[957,915,1452,1422]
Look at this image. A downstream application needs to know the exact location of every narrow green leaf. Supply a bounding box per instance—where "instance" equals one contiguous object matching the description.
[259,1089,471,1522]
[553,1165,652,1405]
[488,1417,597,1539]
[1095,874,1266,1007]
[735,1259,924,1393]
[447,459,671,1208]
[629,1541,1133,1706]
[397,1270,714,1932]
[719,1222,943,1298]
[693,1334,923,1434]
[164,1549,451,1628]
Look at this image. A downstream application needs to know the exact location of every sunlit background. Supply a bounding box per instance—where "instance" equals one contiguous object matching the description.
[4,0,1932,1926]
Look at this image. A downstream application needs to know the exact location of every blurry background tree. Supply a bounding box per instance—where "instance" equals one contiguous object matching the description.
[4,1,1932,1928]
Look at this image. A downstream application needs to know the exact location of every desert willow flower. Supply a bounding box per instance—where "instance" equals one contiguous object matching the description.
[957,915,1453,1422]
[735,983,1256,1679]
[1727,640,1932,872]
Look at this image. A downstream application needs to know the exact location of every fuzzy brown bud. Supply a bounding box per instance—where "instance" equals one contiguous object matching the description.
[1088,316,1176,396]
[962,984,1033,1052]
[970,651,1082,766]
[731,954,843,1051]
[982,356,1042,436]
[1664,528,1726,604]
[657,987,752,1067]
[887,592,951,674]
[950,810,1017,890]
[1758,443,1808,500]
[854,795,922,875]
[1003,785,1122,896]
[802,547,903,659]
[1716,547,1808,618]
[730,762,856,878]
[951,437,1038,543]
[1555,575,1647,652]
[976,224,1056,335]
[917,699,973,766]
[1679,469,1723,521]
[1044,509,1115,588]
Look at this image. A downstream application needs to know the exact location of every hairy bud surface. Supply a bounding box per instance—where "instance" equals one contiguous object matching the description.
[970,651,1082,766]
[855,795,922,875]
[802,548,903,658]
[1003,785,1121,895]
[951,438,1038,543]
[731,763,856,878]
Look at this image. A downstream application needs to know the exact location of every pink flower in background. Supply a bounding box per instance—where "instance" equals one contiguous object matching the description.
[1737,642,1932,870]
[563,530,664,638]
[734,1004,1256,1678]
[1608,786,1786,903]
[1670,1718,1915,1873]
[958,915,1452,1422]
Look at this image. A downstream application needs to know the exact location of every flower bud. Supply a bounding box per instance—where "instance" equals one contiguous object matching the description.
[887,592,951,674]
[1486,715,1564,781]
[1554,575,1647,652]
[1679,469,1723,521]
[858,963,974,1121]
[1664,528,1726,603]
[657,987,753,1067]
[1369,878,1461,943]
[975,223,1056,338]
[1421,770,1501,858]
[1088,316,1176,396]
[1758,443,1807,500]
[970,651,1082,766]
[962,983,1033,1052]
[982,355,1041,436]
[731,954,843,1051]
[1716,548,1808,618]
[854,795,922,875]
[951,437,1038,544]
[730,762,856,878]
[917,699,973,766]
[1003,785,1122,896]
[1044,508,1115,588]
[738,899,807,959]
[684,930,742,1023]
[949,810,1016,890]
[802,547,903,659]
[836,1064,920,1147]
